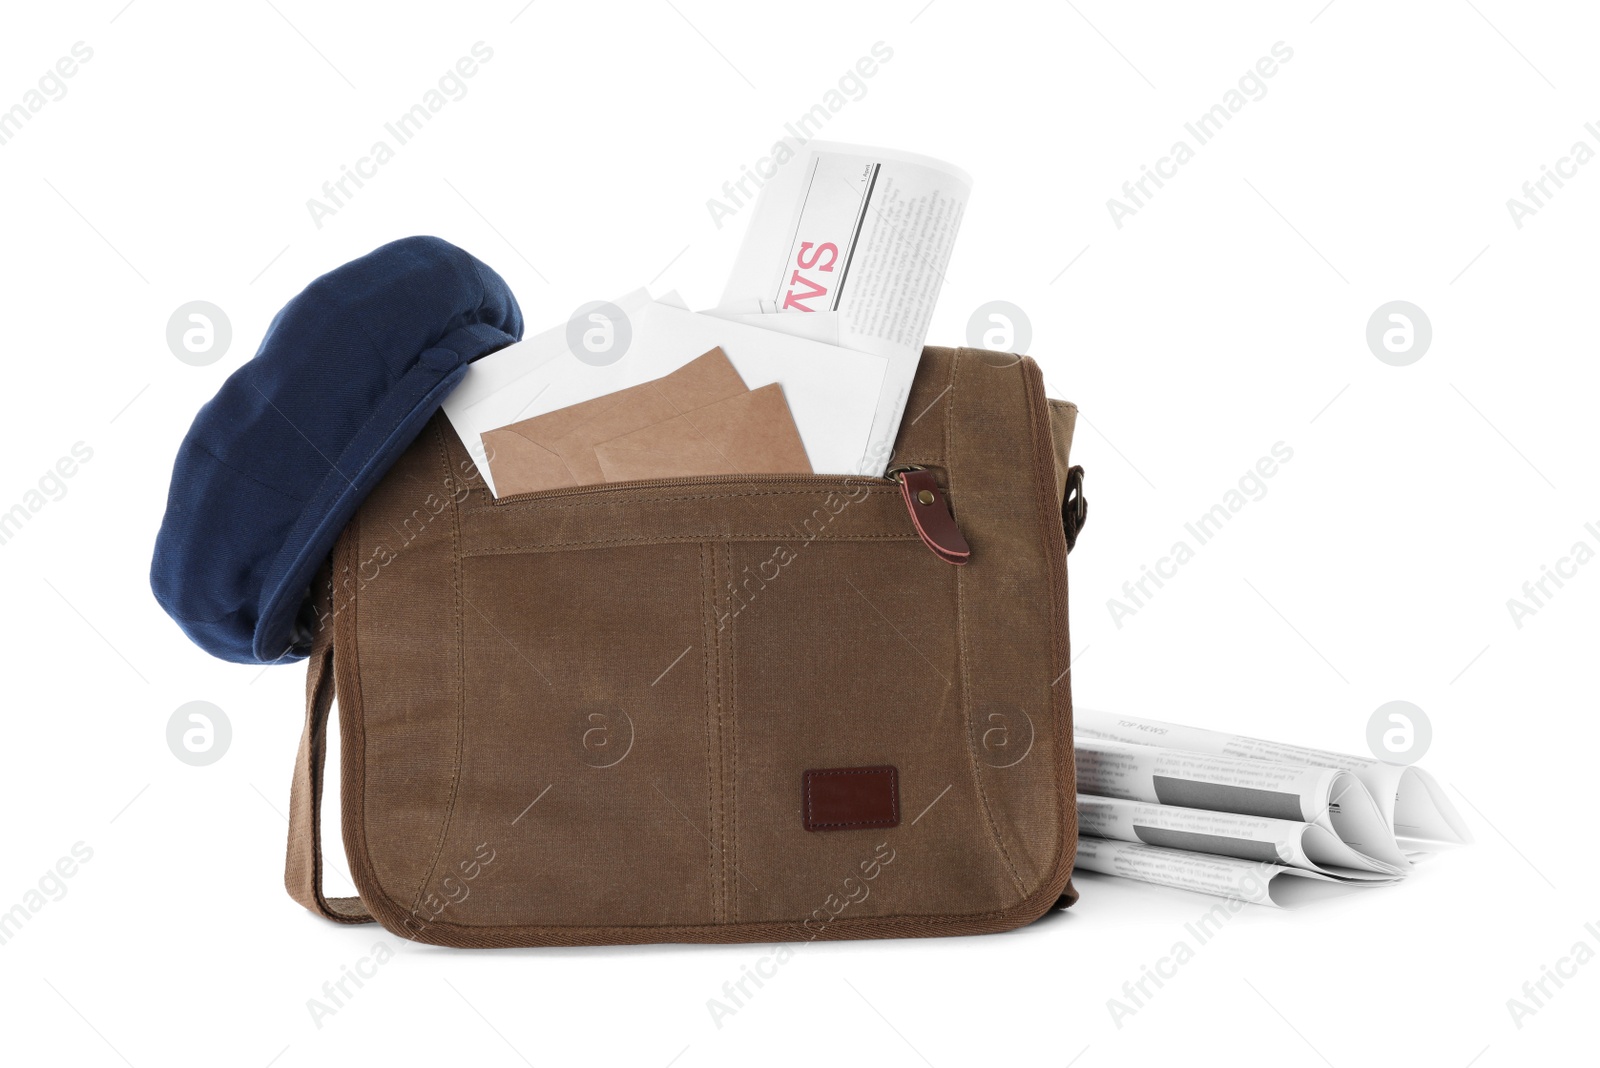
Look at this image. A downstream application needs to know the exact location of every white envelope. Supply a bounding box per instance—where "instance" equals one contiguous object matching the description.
[443,290,683,491]
[702,307,843,347]
[445,288,681,415]
[447,298,887,494]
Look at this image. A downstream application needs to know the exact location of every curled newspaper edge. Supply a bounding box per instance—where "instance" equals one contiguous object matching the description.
[1073,709,1472,906]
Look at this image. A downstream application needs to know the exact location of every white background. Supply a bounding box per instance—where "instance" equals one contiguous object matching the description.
[2,1,1596,1065]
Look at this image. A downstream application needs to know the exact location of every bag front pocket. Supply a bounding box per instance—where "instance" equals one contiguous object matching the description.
[421,474,928,931]
[722,534,1023,926]
[445,539,720,929]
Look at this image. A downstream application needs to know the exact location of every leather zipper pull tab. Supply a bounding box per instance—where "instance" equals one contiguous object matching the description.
[895,468,970,565]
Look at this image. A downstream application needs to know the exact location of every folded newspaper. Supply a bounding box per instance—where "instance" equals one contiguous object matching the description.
[1073,709,1472,908]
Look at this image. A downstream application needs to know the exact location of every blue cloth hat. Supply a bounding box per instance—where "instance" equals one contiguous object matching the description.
[151,236,523,664]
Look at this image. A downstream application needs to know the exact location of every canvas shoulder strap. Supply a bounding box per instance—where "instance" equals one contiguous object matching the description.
[284,605,372,924]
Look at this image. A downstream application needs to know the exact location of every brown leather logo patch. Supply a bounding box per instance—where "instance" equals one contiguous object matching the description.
[802,766,900,832]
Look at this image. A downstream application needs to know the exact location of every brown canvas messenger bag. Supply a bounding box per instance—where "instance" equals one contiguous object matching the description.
[284,346,1088,946]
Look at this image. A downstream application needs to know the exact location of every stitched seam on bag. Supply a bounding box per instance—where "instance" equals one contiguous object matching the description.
[716,546,732,920]
[1020,362,1073,891]
[726,542,739,923]
[978,357,1029,892]
[717,543,734,922]
[1027,361,1075,892]
[437,414,495,505]
[405,422,467,920]
[406,888,1061,940]
[402,896,1059,940]
[803,768,899,829]
[710,543,724,922]
[699,542,720,923]
[720,544,732,922]
[403,881,1076,940]
[472,487,899,514]
[717,544,732,922]
[950,352,1027,897]
[464,533,919,555]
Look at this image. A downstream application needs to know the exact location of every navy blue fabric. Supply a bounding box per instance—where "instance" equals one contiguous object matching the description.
[151,236,523,664]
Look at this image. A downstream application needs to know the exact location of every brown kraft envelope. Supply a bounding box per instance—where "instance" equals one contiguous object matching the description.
[482,348,748,495]
[591,383,813,482]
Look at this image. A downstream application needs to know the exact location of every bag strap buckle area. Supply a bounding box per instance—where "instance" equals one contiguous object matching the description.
[1063,465,1087,553]
[889,466,971,566]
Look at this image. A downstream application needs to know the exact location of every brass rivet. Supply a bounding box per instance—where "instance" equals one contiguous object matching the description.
[916,489,936,506]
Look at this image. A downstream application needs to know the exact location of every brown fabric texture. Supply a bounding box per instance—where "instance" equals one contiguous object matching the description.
[284,580,371,924]
[286,347,1082,946]
[1047,400,1078,504]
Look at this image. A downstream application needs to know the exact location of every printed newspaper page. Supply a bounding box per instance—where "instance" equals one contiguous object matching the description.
[1074,738,1410,873]
[714,140,972,475]
[1074,839,1353,909]
[1076,795,1403,882]
[1076,708,1471,849]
